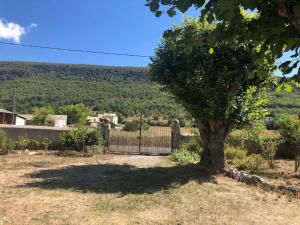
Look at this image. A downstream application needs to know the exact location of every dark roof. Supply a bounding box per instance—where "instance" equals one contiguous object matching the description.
[0,109,26,119]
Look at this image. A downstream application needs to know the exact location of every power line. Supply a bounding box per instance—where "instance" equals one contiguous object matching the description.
[0,41,151,58]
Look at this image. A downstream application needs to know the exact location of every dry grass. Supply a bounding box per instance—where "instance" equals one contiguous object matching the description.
[253,160,300,186]
[0,153,299,225]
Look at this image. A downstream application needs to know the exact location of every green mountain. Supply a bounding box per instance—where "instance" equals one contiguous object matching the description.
[0,61,183,117]
[0,61,299,117]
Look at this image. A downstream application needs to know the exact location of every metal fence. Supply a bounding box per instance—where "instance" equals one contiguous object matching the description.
[108,113,171,155]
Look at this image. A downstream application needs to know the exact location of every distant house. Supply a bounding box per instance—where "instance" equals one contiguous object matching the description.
[98,113,118,125]
[21,114,68,128]
[87,116,100,128]
[87,113,118,127]
[0,109,26,125]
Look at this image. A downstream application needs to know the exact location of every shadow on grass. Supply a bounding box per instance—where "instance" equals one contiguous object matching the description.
[19,163,211,195]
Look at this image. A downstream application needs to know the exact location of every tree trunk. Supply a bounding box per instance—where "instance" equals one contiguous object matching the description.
[198,120,229,173]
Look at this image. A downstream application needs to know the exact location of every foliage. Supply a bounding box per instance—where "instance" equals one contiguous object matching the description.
[60,127,103,152]
[0,62,299,117]
[276,115,300,143]
[276,115,300,171]
[234,154,265,172]
[32,106,54,126]
[261,137,282,169]
[225,146,247,161]
[171,148,200,165]
[225,146,264,172]
[58,104,90,125]
[150,18,273,125]
[0,129,13,155]
[0,62,183,118]
[180,136,202,155]
[40,138,52,151]
[123,120,150,131]
[150,17,275,172]
[117,113,125,124]
[146,0,300,78]
[16,136,31,150]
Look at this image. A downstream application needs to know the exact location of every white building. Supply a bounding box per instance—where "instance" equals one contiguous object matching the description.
[20,114,68,128]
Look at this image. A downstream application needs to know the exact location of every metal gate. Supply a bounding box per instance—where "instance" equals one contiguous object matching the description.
[108,112,171,155]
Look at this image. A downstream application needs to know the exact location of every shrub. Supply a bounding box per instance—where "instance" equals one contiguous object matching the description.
[225,134,242,148]
[232,154,264,172]
[261,137,282,169]
[225,146,264,172]
[60,127,104,152]
[276,115,300,171]
[225,146,247,161]
[276,115,300,143]
[16,136,31,150]
[0,129,6,150]
[124,120,150,131]
[241,123,265,153]
[0,129,14,155]
[117,113,125,124]
[40,138,52,151]
[171,148,200,165]
[180,136,202,155]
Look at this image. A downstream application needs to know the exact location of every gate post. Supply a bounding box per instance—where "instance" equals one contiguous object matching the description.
[101,119,111,153]
[171,119,181,151]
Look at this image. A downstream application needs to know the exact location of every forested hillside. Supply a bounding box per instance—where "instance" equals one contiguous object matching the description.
[0,62,184,116]
[0,61,299,116]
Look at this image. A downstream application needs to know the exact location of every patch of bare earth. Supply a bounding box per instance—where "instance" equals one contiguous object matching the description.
[0,153,299,225]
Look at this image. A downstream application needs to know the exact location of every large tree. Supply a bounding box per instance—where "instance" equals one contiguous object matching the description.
[150,18,274,173]
[146,0,300,79]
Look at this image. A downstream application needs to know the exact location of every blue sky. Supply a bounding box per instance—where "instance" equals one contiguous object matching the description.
[0,0,297,76]
[0,0,198,67]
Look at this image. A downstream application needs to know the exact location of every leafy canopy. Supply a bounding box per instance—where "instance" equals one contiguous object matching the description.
[32,106,55,126]
[58,104,90,125]
[146,0,300,79]
[150,18,274,125]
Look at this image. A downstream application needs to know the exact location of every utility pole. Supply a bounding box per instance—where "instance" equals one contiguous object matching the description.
[12,88,16,125]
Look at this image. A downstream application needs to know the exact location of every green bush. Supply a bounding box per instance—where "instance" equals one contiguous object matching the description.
[171,148,200,165]
[225,146,264,172]
[60,127,104,152]
[276,115,300,171]
[276,115,300,143]
[0,129,6,149]
[16,136,31,150]
[261,137,282,169]
[232,154,264,172]
[225,146,247,161]
[123,120,150,131]
[180,136,202,155]
[0,129,14,155]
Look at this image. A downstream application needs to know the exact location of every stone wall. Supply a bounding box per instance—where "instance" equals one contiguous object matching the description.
[0,124,70,144]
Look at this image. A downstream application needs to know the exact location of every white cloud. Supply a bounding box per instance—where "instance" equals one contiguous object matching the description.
[0,19,37,43]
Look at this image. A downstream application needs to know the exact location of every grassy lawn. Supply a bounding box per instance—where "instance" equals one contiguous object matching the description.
[0,153,299,225]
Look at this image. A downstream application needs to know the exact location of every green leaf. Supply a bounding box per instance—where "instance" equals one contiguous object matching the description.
[149,0,159,12]
[167,8,177,17]
[276,84,283,93]
[284,84,292,93]
[209,48,214,55]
